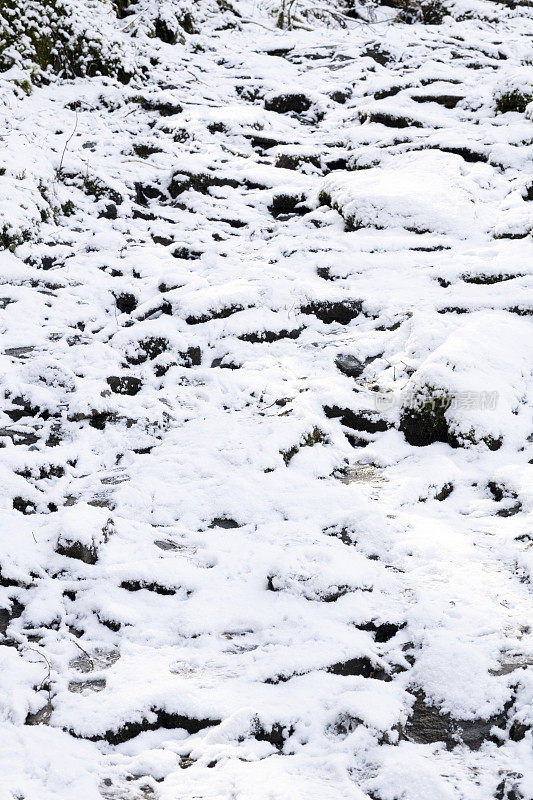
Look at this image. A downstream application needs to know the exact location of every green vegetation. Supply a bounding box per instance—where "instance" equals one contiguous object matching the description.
[0,224,32,252]
[282,427,327,465]
[495,89,533,114]
[0,0,133,83]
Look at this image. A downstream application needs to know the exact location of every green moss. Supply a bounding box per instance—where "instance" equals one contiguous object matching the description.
[282,427,326,465]
[495,89,533,114]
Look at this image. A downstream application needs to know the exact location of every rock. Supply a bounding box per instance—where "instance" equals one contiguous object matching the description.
[0,599,24,636]
[329,89,351,104]
[269,193,310,218]
[6,397,43,422]
[26,701,53,726]
[412,94,464,108]
[89,412,115,430]
[134,181,167,205]
[329,713,364,737]
[13,497,37,515]
[338,464,384,484]
[252,720,294,751]
[114,292,137,314]
[179,346,201,367]
[211,356,240,369]
[327,657,391,681]
[208,518,240,529]
[399,397,454,447]
[489,656,533,676]
[362,45,392,65]
[320,151,481,236]
[264,93,311,114]
[404,691,507,750]
[509,719,530,742]
[325,406,389,434]
[0,427,39,446]
[185,305,244,325]
[438,145,488,163]
[92,711,221,746]
[356,621,405,643]
[120,580,177,596]
[56,514,113,564]
[4,346,35,358]
[56,539,98,564]
[68,678,106,693]
[435,482,454,501]
[238,328,301,343]
[127,337,168,364]
[98,202,117,220]
[495,775,525,800]
[335,354,366,377]
[496,503,522,517]
[107,376,142,396]
[154,539,180,551]
[300,301,362,325]
[359,110,423,129]
[168,169,244,198]
[130,96,183,117]
[171,246,203,260]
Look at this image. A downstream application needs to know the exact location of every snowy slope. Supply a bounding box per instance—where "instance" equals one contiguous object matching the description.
[0,1,532,799]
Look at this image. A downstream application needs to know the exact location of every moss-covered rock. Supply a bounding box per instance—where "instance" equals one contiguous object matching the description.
[399,388,455,447]
[106,375,142,396]
[265,92,312,115]
[400,390,503,449]
[125,337,169,365]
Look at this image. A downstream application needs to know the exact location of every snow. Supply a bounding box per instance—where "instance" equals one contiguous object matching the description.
[399,312,532,447]
[0,0,532,798]
[320,150,488,237]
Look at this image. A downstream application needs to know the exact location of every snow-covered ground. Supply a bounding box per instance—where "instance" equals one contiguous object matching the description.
[0,1,532,798]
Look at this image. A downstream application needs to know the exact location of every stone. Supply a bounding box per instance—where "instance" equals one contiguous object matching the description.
[335,354,366,377]
[107,376,142,396]
[264,93,311,114]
